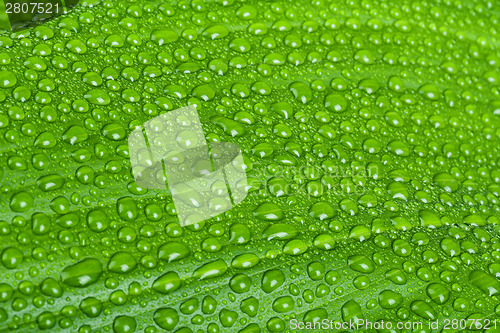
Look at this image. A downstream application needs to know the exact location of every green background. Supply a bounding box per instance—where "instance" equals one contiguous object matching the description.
[0,0,499,332]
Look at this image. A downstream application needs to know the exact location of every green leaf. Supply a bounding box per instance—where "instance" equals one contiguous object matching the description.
[0,0,499,332]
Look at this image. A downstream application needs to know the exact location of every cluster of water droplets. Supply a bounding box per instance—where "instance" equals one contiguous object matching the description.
[0,0,499,332]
